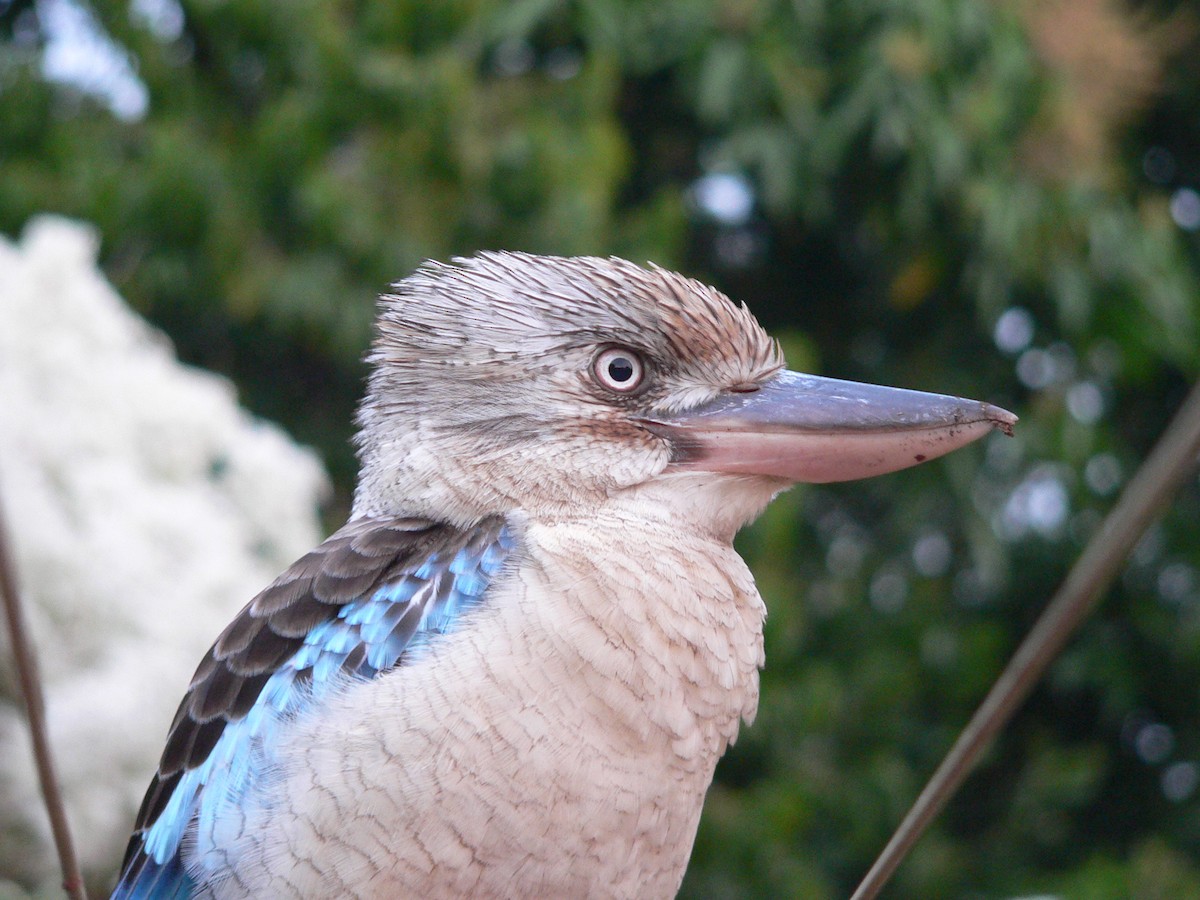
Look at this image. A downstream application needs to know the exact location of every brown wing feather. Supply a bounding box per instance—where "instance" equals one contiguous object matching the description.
[125,516,463,845]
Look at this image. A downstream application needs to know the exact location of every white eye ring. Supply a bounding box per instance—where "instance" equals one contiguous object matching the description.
[592,347,645,393]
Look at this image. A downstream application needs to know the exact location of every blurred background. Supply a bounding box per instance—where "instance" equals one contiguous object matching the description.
[2,0,1200,896]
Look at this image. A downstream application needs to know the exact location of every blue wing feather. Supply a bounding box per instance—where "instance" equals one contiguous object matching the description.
[112,516,513,898]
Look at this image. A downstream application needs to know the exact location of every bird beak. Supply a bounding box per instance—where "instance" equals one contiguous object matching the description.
[641,370,1017,483]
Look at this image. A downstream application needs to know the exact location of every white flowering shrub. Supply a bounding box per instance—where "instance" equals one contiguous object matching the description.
[0,217,330,892]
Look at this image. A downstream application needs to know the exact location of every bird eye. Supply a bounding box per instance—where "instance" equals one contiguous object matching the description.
[592,347,645,393]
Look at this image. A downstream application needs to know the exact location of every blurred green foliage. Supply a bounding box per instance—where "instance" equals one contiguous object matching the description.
[3,0,1200,896]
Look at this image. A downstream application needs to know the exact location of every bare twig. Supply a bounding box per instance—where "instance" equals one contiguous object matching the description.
[0,491,88,900]
[852,379,1200,900]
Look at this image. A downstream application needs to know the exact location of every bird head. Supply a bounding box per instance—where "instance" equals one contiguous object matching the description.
[354,253,1014,532]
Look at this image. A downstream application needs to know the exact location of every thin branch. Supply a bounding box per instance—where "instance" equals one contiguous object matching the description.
[852,378,1200,900]
[0,490,88,900]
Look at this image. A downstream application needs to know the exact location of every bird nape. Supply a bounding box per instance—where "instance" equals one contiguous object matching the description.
[112,253,1015,899]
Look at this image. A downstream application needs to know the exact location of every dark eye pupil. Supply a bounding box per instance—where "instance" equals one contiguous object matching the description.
[608,358,634,382]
